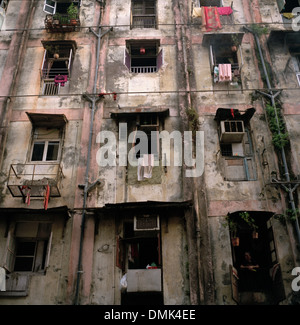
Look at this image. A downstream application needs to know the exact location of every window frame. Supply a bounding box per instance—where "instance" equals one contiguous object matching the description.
[3,222,52,274]
[131,0,157,29]
[30,139,61,163]
[124,41,163,73]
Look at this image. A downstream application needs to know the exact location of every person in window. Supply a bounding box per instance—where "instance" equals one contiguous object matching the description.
[240,251,259,271]
[239,251,260,291]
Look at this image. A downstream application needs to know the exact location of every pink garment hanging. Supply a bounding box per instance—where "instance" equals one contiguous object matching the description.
[54,75,68,87]
[217,7,233,16]
[218,64,232,82]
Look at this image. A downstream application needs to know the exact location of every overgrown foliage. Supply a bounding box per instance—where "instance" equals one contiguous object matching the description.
[265,103,289,150]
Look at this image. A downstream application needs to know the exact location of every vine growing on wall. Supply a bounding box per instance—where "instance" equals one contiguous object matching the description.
[265,103,289,150]
[186,107,200,140]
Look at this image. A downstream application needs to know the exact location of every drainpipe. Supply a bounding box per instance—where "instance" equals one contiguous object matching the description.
[74,1,112,304]
[179,1,204,304]
[244,26,300,249]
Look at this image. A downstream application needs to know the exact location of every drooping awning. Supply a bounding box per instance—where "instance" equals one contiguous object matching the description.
[95,200,193,217]
[26,112,68,128]
[110,108,169,119]
[202,32,244,47]
[214,107,255,124]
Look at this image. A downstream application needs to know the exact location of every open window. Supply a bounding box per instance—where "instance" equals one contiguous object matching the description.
[131,0,157,29]
[3,222,52,274]
[277,0,300,13]
[117,216,162,304]
[215,108,256,181]
[125,40,163,73]
[40,41,76,95]
[203,33,244,85]
[43,0,81,32]
[228,211,286,304]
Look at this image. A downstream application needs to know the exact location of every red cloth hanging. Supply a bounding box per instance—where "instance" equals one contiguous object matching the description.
[231,108,235,118]
[44,184,50,210]
[202,7,222,32]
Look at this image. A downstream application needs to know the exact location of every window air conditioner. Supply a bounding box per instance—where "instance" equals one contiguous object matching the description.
[134,215,160,231]
[220,120,245,143]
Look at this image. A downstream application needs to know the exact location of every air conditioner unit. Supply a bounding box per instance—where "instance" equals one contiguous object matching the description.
[134,215,160,231]
[296,73,300,87]
[220,120,245,143]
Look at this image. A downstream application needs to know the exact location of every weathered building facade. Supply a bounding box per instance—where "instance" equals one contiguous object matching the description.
[0,0,299,305]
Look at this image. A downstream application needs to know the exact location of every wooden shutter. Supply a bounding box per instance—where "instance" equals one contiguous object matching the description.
[67,48,73,76]
[237,45,244,73]
[230,265,240,304]
[209,45,215,73]
[3,224,16,273]
[119,123,127,141]
[157,49,163,70]
[44,230,53,270]
[276,0,286,12]
[124,48,131,70]
[269,263,286,303]
[43,0,57,14]
[41,49,47,79]
[116,235,125,272]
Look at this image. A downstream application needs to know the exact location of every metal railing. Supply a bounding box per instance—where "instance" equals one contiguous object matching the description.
[131,66,157,73]
[42,79,60,96]
[7,163,63,197]
[132,15,156,28]
[44,14,80,32]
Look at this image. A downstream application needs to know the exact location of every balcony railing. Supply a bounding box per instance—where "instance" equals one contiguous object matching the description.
[132,15,156,28]
[42,79,60,96]
[44,14,80,33]
[7,163,63,199]
[131,66,157,73]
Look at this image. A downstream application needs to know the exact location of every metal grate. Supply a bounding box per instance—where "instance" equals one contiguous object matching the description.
[42,80,60,96]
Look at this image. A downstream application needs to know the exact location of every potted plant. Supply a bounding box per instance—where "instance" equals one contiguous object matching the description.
[231,34,239,52]
[239,211,259,239]
[67,3,78,25]
[224,215,239,246]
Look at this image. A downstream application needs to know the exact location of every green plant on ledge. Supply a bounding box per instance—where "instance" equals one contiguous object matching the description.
[186,107,200,139]
[266,103,289,150]
[67,3,78,20]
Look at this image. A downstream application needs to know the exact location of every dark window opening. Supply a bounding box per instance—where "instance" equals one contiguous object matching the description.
[14,241,36,272]
[280,0,300,13]
[215,47,238,65]
[31,140,60,162]
[221,143,233,156]
[124,221,160,270]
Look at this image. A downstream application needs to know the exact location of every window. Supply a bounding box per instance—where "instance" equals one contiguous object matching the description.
[219,125,256,181]
[41,41,76,95]
[3,222,52,273]
[116,218,161,271]
[30,127,62,162]
[43,0,81,16]
[125,40,163,73]
[277,0,300,13]
[229,212,286,304]
[131,0,156,29]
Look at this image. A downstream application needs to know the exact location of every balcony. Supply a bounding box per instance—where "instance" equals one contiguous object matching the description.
[127,269,162,292]
[7,164,63,200]
[131,15,156,29]
[44,14,80,33]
